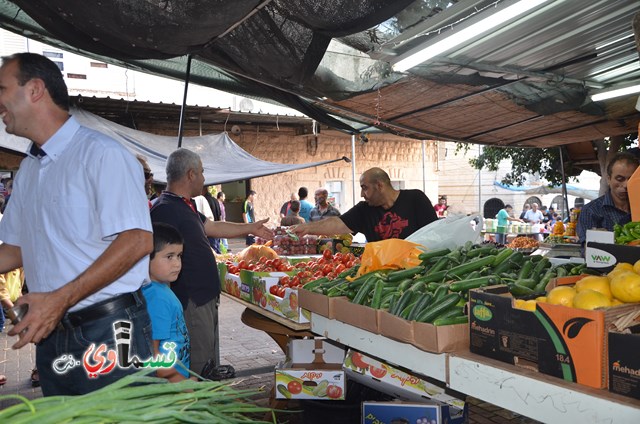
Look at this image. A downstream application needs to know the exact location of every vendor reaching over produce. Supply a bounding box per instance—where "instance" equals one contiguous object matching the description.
[291,167,437,241]
[577,151,640,244]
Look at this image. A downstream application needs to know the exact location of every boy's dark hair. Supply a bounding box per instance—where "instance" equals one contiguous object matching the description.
[298,187,308,199]
[290,200,301,212]
[2,53,70,111]
[151,222,183,260]
[217,191,225,199]
[248,190,256,196]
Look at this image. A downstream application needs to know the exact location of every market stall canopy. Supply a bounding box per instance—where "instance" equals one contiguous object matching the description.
[493,182,599,200]
[0,108,348,185]
[0,1,639,146]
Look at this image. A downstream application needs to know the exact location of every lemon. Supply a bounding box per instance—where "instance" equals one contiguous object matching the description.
[514,299,525,309]
[614,262,634,272]
[546,286,577,307]
[610,271,640,303]
[522,300,537,311]
[633,259,640,274]
[573,289,612,310]
[535,296,547,303]
[574,276,612,299]
[611,298,624,306]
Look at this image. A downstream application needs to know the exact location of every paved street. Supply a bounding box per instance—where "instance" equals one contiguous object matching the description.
[0,239,540,423]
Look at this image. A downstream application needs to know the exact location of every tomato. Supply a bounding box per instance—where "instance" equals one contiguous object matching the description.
[269,285,279,296]
[277,286,286,297]
[322,265,333,276]
[258,256,267,264]
[289,293,298,310]
[323,248,333,260]
[292,276,301,286]
[335,264,346,274]
[280,276,291,286]
[260,296,267,308]
[326,385,343,399]
[287,380,302,395]
[238,260,247,269]
[369,365,387,379]
[351,352,369,369]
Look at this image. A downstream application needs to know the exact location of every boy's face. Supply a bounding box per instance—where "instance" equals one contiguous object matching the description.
[150,243,183,284]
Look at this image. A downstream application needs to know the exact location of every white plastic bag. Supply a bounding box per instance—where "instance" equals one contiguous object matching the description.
[405,214,483,250]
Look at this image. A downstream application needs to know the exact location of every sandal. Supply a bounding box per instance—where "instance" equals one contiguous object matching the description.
[31,368,40,387]
[0,374,6,386]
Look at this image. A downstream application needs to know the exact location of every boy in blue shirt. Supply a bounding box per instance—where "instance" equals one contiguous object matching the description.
[143,222,193,382]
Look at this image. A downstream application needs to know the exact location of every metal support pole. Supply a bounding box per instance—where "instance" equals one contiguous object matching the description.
[478,144,482,215]
[177,55,193,148]
[351,134,357,207]
[559,147,570,218]
[422,140,426,193]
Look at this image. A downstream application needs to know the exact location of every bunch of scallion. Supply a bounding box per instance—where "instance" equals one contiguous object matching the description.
[0,371,278,423]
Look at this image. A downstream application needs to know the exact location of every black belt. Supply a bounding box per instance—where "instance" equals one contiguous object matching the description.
[59,290,141,329]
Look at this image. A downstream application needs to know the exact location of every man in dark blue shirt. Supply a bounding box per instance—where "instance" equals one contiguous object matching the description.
[577,152,639,244]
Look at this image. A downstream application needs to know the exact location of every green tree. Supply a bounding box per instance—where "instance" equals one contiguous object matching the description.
[462,134,637,195]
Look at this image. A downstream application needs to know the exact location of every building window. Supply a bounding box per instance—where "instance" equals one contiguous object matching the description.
[43,51,64,71]
[391,180,405,190]
[90,62,108,68]
[67,73,87,79]
[326,181,343,210]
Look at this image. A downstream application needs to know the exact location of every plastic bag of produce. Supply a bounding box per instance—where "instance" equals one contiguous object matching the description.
[406,214,482,250]
[356,239,422,276]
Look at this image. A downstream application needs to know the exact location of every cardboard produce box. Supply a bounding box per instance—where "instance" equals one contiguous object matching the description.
[332,296,379,333]
[609,322,640,400]
[469,280,640,389]
[344,350,467,423]
[275,338,346,400]
[363,401,466,424]
[259,278,310,324]
[299,288,342,319]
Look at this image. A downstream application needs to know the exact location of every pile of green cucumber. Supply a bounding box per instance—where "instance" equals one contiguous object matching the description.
[302,241,599,325]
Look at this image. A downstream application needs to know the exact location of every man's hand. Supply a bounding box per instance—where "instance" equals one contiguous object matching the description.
[250,218,274,240]
[290,224,310,237]
[8,291,68,349]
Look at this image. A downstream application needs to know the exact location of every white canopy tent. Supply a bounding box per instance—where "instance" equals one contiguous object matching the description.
[0,108,348,185]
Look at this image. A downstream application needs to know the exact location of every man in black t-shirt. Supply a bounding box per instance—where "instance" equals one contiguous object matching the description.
[291,167,437,241]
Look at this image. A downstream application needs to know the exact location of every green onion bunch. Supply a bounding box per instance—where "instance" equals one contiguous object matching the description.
[0,371,277,423]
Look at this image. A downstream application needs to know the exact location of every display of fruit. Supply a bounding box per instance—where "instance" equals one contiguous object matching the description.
[572,289,612,310]
[546,286,577,307]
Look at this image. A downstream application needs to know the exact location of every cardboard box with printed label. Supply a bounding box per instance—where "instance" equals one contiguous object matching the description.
[275,338,346,400]
[609,323,640,400]
[259,278,310,324]
[218,263,242,299]
[362,401,466,424]
[469,279,640,389]
[585,229,640,272]
[344,349,467,423]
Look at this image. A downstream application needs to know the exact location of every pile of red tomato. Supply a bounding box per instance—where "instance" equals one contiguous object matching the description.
[226,250,360,296]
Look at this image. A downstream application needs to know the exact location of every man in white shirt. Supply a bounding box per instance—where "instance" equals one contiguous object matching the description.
[0,53,153,396]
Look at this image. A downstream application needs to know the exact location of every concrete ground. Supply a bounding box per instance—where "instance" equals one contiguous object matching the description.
[0,238,540,423]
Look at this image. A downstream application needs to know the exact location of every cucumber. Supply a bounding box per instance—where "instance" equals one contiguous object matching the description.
[418,248,451,263]
[432,283,450,302]
[509,283,536,297]
[302,277,330,292]
[465,246,494,258]
[492,248,514,267]
[433,315,468,326]
[397,278,413,293]
[277,384,292,399]
[517,260,534,280]
[352,277,376,305]
[449,275,500,292]
[370,280,386,309]
[391,289,414,316]
[407,293,433,321]
[416,293,462,323]
[515,278,537,289]
[386,266,425,282]
[426,256,450,275]
[447,256,495,278]
[400,299,419,319]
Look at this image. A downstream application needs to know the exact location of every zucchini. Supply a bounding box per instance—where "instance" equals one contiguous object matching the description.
[509,283,536,297]
[515,278,537,290]
[416,293,462,323]
[387,293,400,312]
[409,281,427,293]
[465,246,494,258]
[400,299,419,319]
[302,277,329,292]
[530,257,550,281]
[397,278,413,293]
[416,269,449,284]
[380,291,396,309]
[433,314,468,326]
[449,275,500,292]
[326,281,350,297]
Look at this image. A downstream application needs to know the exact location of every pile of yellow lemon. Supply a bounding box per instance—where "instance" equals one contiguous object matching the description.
[515,261,640,311]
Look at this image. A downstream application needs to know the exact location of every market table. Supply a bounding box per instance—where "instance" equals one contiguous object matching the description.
[310,313,640,424]
[222,292,313,354]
